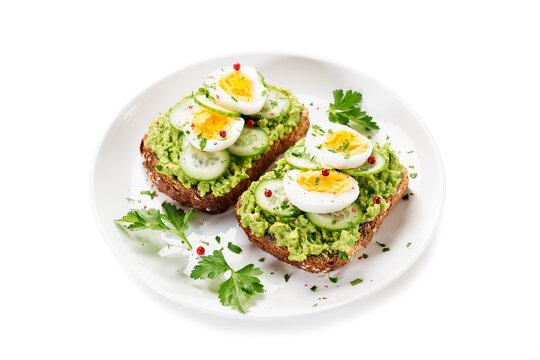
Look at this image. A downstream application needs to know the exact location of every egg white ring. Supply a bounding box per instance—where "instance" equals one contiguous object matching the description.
[182,115,244,152]
[305,122,373,169]
[205,66,267,115]
[283,169,360,214]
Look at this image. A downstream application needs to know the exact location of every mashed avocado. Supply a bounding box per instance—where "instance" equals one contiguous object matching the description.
[146,87,304,197]
[237,142,404,261]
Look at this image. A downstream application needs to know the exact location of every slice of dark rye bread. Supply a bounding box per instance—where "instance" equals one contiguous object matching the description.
[140,109,310,214]
[234,167,409,273]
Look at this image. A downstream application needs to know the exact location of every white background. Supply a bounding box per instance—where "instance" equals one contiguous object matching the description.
[1,0,539,359]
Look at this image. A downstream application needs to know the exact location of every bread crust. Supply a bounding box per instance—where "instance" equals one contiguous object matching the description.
[234,168,409,273]
[140,109,309,214]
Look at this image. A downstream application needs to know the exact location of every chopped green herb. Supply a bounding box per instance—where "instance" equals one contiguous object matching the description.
[227,242,242,254]
[315,177,320,185]
[201,241,209,246]
[155,164,163,171]
[199,137,207,150]
[215,236,221,243]
[309,102,313,106]
[362,253,368,259]
[140,190,156,199]
[313,303,318,307]
[350,278,363,286]
[410,173,418,179]
[126,197,141,203]
[284,274,291,282]
[407,150,414,154]
[338,251,349,260]
[406,242,412,248]
[310,286,317,292]
[409,165,415,169]
[383,247,390,252]
[328,274,338,283]
[402,194,409,200]
[376,241,386,247]
[258,257,265,262]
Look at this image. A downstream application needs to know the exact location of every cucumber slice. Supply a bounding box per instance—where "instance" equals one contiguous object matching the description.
[305,202,363,231]
[255,88,291,119]
[179,134,191,150]
[342,150,388,176]
[178,144,231,181]
[169,97,196,131]
[193,93,241,117]
[284,145,322,170]
[228,127,269,157]
[254,179,301,217]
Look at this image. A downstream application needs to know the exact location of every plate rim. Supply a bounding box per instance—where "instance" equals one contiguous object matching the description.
[90,50,446,319]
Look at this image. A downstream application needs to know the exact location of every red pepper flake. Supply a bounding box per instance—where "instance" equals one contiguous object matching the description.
[143,206,147,209]
[270,112,275,116]
[191,123,195,128]
[216,94,220,99]
[305,284,308,287]
[322,297,327,300]
[188,105,193,110]
[157,121,159,125]
[324,285,328,288]
[153,194,158,198]
[316,106,320,110]
[351,207,356,213]
[233,63,241,71]
[166,166,169,169]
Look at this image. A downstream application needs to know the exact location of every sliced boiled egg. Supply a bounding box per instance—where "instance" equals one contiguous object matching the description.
[305,122,373,169]
[182,107,244,152]
[204,65,267,115]
[283,169,360,213]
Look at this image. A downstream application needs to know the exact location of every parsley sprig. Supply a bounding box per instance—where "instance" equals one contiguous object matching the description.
[190,250,264,314]
[115,202,196,249]
[328,89,379,130]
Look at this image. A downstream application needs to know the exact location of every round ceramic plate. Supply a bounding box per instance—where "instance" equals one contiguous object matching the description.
[91,52,445,318]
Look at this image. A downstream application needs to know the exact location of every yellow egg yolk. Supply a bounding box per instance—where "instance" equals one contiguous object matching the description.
[191,109,234,139]
[296,170,354,195]
[218,71,254,102]
[322,130,369,155]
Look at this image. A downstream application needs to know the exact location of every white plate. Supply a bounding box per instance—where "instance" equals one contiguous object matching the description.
[90,52,445,319]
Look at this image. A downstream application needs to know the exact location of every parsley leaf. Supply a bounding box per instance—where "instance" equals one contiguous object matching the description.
[191,250,264,314]
[115,202,195,249]
[328,89,379,130]
[338,251,349,260]
[328,274,338,283]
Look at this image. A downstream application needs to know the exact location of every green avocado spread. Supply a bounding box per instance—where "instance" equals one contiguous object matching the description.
[237,141,404,261]
[146,87,304,197]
